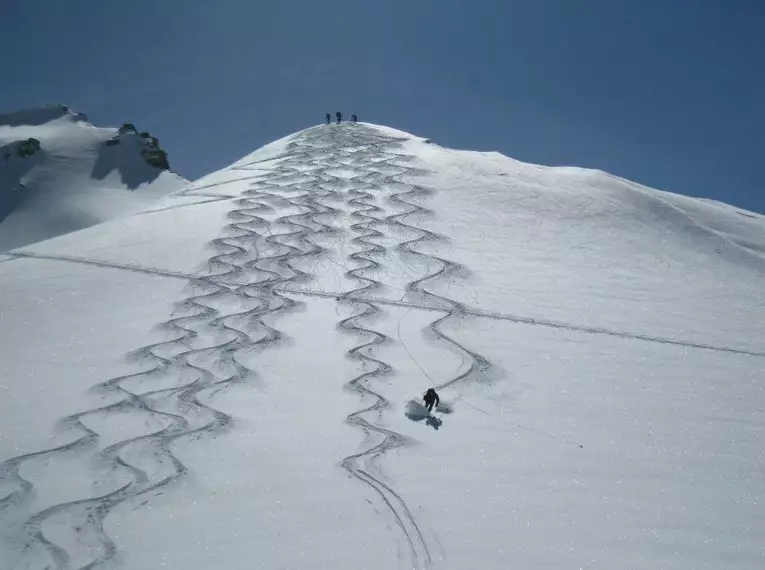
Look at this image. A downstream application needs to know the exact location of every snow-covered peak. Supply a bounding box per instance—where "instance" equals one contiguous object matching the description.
[1,121,763,570]
[0,104,88,128]
[0,105,187,251]
[197,122,765,268]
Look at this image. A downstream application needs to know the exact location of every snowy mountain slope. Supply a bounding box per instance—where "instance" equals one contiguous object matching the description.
[0,106,188,251]
[0,123,763,570]
[391,132,765,353]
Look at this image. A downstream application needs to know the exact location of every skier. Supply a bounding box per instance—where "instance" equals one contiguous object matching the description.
[325,113,331,125]
[336,111,342,124]
[351,113,358,123]
[423,388,440,413]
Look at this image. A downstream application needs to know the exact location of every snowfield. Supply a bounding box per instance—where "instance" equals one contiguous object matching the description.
[1,123,763,570]
[0,106,188,251]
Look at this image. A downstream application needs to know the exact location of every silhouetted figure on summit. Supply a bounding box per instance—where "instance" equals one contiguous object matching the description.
[336,111,342,124]
[423,388,440,413]
[325,113,331,125]
[351,113,358,123]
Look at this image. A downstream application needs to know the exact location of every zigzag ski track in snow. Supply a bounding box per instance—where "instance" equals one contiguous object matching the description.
[3,120,765,570]
[0,124,493,570]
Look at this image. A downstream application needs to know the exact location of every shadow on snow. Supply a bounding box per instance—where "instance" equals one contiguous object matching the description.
[404,399,453,430]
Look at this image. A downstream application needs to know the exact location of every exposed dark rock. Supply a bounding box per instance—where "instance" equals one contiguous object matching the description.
[1,138,42,161]
[141,146,170,170]
[102,125,171,171]
[118,123,137,135]
[18,138,41,157]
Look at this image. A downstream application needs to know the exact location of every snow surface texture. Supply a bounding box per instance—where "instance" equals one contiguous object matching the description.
[0,106,187,251]
[1,123,764,570]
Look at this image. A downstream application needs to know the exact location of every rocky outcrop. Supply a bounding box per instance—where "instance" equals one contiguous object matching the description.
[105,125,171,170]
[0,139,42,225]
[0,103,188,250]
[2,138,42,161]
[118,123,137,135]
[140,135,170,170]
[18,138,41,157]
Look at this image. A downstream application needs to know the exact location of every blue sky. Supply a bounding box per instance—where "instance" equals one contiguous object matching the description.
[2,0,763,212]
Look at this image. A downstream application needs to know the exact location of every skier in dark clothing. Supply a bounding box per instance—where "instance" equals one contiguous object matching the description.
[351,113,358,123]
[423,388,440,413]
[325,113,331,124]
[336,111,342,124]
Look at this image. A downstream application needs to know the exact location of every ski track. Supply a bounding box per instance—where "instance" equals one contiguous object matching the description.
[7,252,762,358]
[275,124,492,569]
[279,289,765,358]
[5,123,762,570]
[0,128,342,569]
[0,123,477,570]
[7,252,196,281]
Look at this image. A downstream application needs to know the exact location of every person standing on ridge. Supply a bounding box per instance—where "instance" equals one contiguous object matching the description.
[351,113,358,123]
[336,111,342,124]
[325,113,331,124]
[423,388,440,413]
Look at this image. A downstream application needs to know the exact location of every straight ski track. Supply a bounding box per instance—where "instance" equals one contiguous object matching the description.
[9,257,758,358]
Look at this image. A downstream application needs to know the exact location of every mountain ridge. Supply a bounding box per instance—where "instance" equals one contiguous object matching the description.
[0,104,187,251]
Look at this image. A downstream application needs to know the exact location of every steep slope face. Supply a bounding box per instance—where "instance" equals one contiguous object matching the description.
[0,124,763,570]
[185,123,765,352]
[0,105,187,251]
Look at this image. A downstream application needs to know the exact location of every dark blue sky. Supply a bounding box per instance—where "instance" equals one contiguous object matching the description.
[2,0,763,212]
